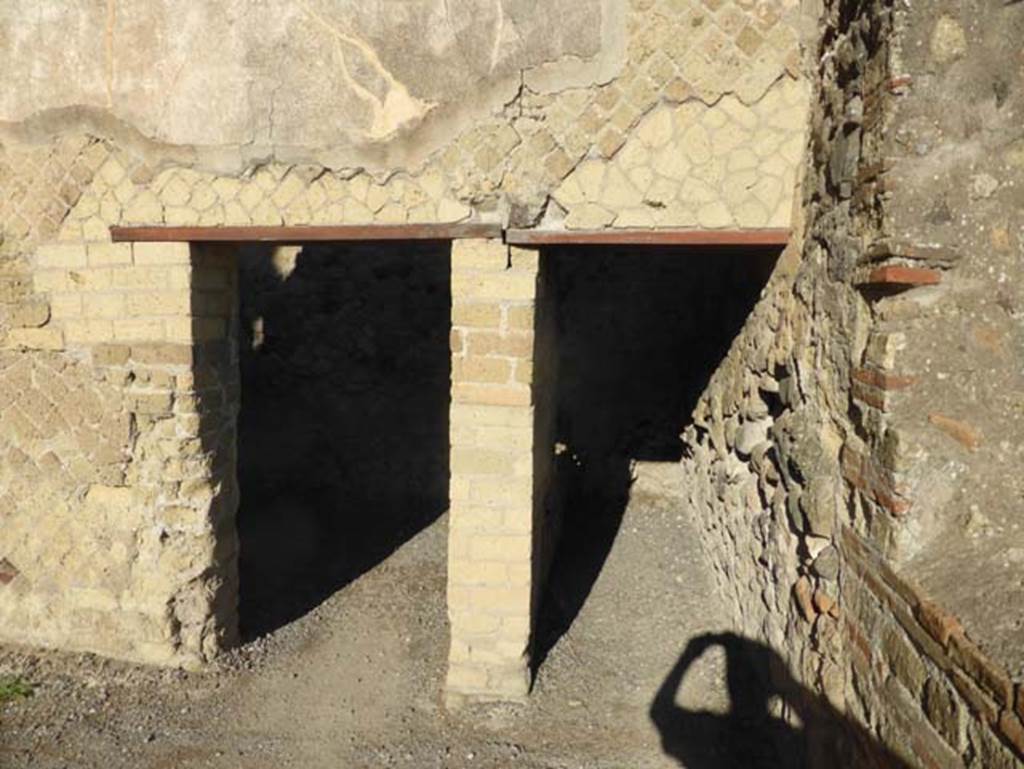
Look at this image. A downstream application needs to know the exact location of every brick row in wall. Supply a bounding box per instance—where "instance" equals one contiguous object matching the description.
[4,241,233,351]
[841,526,1023,768]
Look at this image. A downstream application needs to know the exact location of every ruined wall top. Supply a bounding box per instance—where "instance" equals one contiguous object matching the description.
[0,0,804,173]
[0,0,623,168]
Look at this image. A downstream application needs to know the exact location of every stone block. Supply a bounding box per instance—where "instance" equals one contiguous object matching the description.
[923,676,965,751]
[451,240,508,271]
[37,244,87,269]
[87,243,133,266]
[465,331,534,359]
[3,327,65,350]
[3,300,51,328]
[454,356,513,385]
[452,383,531,407]
[452,302,502,328]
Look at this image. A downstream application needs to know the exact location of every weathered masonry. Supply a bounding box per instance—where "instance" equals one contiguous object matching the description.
[2,0,1024,766]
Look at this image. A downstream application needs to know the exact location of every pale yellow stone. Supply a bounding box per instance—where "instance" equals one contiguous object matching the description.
[348,173,371,202]
[96,157,126,188]
[574,160,606,202]
[82,217,112,241]
[113,318,165,342]
[237,184,264,213]
[407,202,437,223]
[652,145,691,181]
[553,175,585,207]
[701,107,729,130]
[635,107,674,148]
[189,184,218,212]
[692,157,725,187]
[3,327,65,350]
[83,293,127,319]
[365,183,390,213]
[565,202,616,229]
[122,191,164,224]
[112,177,137,205]
[719,95,759,131]
[696,200,734,228]
[723,169,760,203]
[88,243,132,267]
[344,199,375,224]
[628,165,656,194]
[452,240,508,272]
[734,197,770,227]
[37,244,87,269]
[250,199,283,226]
[418,167,446,199]
[64,319,114,344]
[680,123,713,166]
[727,147,760,172]
[211,177,243,201]
[270,173,305,209]
[681,177,720,205]
[769,200,792,227]
[437,198,471,223]
[158,175,192,207]
[615,207,658,227]
[645,177,679,207]
[600,166,643,208]
[319,174,347,202]
[751,176,783,209]
[50,293,83,318]
[376,202,408,224]
[164,206,200,226]
[711,120,751,156]
[283,200,312,225]
[99,194,122,224]
[223,200,251,225]
[311,202,347,225]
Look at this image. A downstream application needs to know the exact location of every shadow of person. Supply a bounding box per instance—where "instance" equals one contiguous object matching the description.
[650,633,915,769]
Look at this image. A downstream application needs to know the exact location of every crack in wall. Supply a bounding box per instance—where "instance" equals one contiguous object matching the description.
[297,1,436,142]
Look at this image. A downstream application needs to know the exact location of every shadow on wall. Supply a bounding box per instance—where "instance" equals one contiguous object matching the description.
[235,241,451,640]
[533,246,780,670]
[651,633,915,769]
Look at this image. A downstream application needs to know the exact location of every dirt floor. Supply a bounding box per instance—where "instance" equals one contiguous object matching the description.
[0,465,757,769]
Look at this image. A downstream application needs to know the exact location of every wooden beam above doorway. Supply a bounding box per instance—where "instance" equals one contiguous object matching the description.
[110,223,503,244]
[504,228,791,247]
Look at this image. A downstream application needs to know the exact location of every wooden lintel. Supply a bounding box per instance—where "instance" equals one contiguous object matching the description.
[110,223,503,244]
[504,228,791,247]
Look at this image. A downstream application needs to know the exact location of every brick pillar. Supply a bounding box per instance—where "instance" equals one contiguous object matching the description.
[446,239,552,705]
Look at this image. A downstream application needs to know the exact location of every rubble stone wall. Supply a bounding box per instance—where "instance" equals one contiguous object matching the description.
[675,0,1024,765]
[0,242,239,668]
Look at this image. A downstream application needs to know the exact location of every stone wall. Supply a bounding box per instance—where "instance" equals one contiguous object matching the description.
[0,241,239,668]
[0,0,812,675]
[675,0,1024,765]
[0,0,809,244]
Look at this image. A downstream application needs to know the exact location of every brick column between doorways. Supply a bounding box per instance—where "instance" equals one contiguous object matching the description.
[446,238,555,706]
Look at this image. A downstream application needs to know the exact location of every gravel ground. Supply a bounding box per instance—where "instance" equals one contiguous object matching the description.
[0,465,735,769]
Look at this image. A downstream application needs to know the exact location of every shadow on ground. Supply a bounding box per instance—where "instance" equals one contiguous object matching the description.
[651,633,916,768]
[533,246,780,670]
[235,241,451,640]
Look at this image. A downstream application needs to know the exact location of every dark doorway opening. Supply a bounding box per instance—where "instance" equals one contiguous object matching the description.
[235,241,452,640]
[533,245,781,670]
